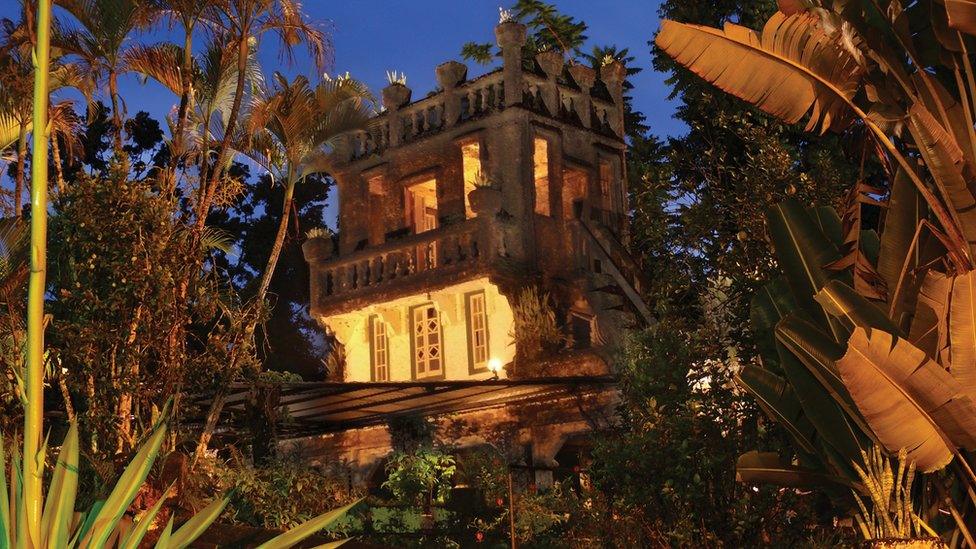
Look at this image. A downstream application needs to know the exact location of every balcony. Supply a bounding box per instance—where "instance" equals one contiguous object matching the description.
[307,217,510,317]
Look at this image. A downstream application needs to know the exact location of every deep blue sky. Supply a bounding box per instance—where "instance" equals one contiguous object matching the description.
[1,1,681,137]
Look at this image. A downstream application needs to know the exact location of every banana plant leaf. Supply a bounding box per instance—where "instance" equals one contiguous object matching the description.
[877,168,928,317]
[654,11,864,134]
[766,200,847,341]
[837,327,976,471]
[948,270,976,399]
[909,269,951,361]
[775,314,875,440]
[735,450,861,492]
[775,343,870,479]
[735,365,822,461]
[750,277,800,372]
[808,205,843,247]
[814,279,902,335]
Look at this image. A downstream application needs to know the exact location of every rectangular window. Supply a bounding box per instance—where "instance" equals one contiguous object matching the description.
[369,316,389,381]
[534,137,550,216]
[412,305,442,378]
[462,141,481,219]
[466,291,489,372]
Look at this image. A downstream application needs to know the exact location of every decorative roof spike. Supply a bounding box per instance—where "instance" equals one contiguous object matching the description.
[385,70,407,86]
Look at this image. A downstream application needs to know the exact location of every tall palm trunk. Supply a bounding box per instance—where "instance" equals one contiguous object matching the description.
[108,68,124,159]
[50,133,66,194]
[24,0,52,542]
[256,176,296,302]
[195,36,248,233]
[14,122,28,217]
[166,30,194,193]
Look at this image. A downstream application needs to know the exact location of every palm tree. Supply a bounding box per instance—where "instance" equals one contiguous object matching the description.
[197,0,330,232]
[54,0,157,160]
[245,72,372,303]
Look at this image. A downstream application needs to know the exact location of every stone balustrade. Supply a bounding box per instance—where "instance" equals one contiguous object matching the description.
[310,218,495,306]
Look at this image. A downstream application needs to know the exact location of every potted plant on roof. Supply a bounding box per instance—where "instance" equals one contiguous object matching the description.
[382,70,411,109]
[467,171,502,217]
[302,226,335,262]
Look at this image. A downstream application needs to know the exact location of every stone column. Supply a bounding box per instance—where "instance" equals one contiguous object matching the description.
[382,83,412,147]
[436,61,467,128]
[495,21,527,107]
[600,60,626,137]
[568,64,596,128]
[535,50,565,117]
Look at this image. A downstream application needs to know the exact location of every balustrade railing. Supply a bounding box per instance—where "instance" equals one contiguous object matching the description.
[312,219,491,302]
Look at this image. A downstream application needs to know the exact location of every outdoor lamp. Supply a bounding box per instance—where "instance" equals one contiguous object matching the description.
[487,358,502,379]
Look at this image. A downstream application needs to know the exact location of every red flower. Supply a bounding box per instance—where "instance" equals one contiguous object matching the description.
[476,531,485,543]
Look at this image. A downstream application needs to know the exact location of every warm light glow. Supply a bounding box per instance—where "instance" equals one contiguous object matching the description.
[487,357,502,373]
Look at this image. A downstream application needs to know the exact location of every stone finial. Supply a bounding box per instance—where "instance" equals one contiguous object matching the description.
[568,64,596,91]
[435,61,468,89]
[495,20,527,48]
[382,83,412,110]
[535,50,565,79]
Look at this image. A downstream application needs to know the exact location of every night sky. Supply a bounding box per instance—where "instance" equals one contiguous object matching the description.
[2,1,680,224]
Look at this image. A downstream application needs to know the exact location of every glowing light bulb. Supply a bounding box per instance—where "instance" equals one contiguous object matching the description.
[487,358,502,376]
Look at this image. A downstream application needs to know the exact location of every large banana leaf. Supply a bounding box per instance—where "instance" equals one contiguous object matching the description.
[735,365,821,460]
[814,279,901,335]
[877,168,927,317]
[735,450,859,491]
[837,327,976,471]
[906,103,976,256]
[766,200,846,340]
[909,270,951,360]
[808,205,843,248]
[776,344,869,477]
[750,277,799,371]
[775,314,874,439]
[947,0,976,36]
[255,498,363,549]
[949,270,976,398]
[654,12,864,134]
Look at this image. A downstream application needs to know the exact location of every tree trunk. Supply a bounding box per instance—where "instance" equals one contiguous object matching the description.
[255,178,296,303]
[195,36,248,233]
[50,133,65,194]
[108,69,124,160]
[14,122,27,217]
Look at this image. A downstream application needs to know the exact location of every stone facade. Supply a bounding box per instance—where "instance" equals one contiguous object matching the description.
[297,20,649,485]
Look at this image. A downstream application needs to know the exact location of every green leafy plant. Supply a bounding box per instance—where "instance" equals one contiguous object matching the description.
[510,286,566,366]
[382,447,457,508]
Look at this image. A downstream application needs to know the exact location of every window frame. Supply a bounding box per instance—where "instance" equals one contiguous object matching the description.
[465,290,490,374]
[369,315,390,381]
[410,303,445,380]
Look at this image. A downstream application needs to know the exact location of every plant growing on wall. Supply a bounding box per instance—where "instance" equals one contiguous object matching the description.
[510,286,566,368]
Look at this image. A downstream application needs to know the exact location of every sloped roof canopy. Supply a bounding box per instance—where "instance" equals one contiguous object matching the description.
[199,376,615,439]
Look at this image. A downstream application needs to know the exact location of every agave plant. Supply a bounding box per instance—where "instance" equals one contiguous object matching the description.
[656,0,976,543]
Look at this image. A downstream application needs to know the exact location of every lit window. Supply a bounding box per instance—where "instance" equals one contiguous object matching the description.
[413,305,442,378]
[466,292,489,371]
[462,141,481,218]
[370,316,389,381]
[534,137,550,216]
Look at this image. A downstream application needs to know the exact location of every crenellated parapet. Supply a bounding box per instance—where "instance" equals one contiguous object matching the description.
[336,21,627,166]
